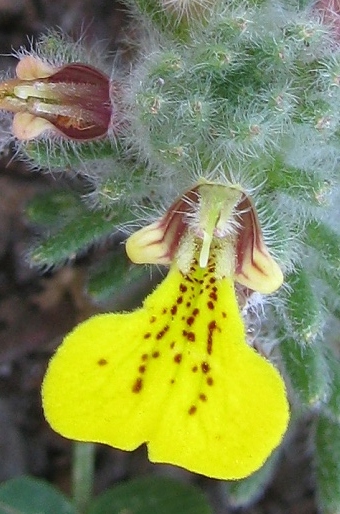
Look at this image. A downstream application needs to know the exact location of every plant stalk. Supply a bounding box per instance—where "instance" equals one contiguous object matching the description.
[72,442,96,513]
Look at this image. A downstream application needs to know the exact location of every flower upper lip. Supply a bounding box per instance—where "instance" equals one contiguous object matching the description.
[126,180,284,294]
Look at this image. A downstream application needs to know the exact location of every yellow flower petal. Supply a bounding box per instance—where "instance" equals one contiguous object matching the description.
[42,261,289,480]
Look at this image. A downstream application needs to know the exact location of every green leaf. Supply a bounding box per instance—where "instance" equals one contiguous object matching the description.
[304,220,340,311]
[323,354,340,423]
[26,190,82,226]
[223,451,280,508]
[305,220,340,271]
[297,0,316,9]
[87,250,148,302]
[316,262,340,301]
[284,266,323,343]
[315,414,340,514]
[87,476,213,514]
[29,204,131,267]
[264,159,328,206]
[280,338,331,408]
[0,476,76,514]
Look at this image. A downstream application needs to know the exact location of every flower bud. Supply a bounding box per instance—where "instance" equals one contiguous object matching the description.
[0,55,113,141]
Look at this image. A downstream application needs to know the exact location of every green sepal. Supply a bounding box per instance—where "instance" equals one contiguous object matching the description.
[0,476,76,514]
[284,266,323,343]
[222,451,280,508]
[33,29,100,66]
[125,0,191,42]
[280,337,331,408]
[87,476,213,514]
[29,203,131,267]
[22,138,120,171]
[87,249,149,302]
[315,414,340,514]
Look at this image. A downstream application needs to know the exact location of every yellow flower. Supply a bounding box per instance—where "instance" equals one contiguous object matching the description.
[42,181,289,480]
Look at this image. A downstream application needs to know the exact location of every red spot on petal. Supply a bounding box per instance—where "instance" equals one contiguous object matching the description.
[188,405,197,415]
[174,353,182,363]
[144,332,151,339]
[171,305,177,315]
[207,301,214,310]
[180,284,187,292]
[97,358,108,366]
[156,325,169,340]
[152,351,160,358]
[201,362,210,373]
[207,334,213,354]
[207,320,217,355]
[132,377,143,393]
